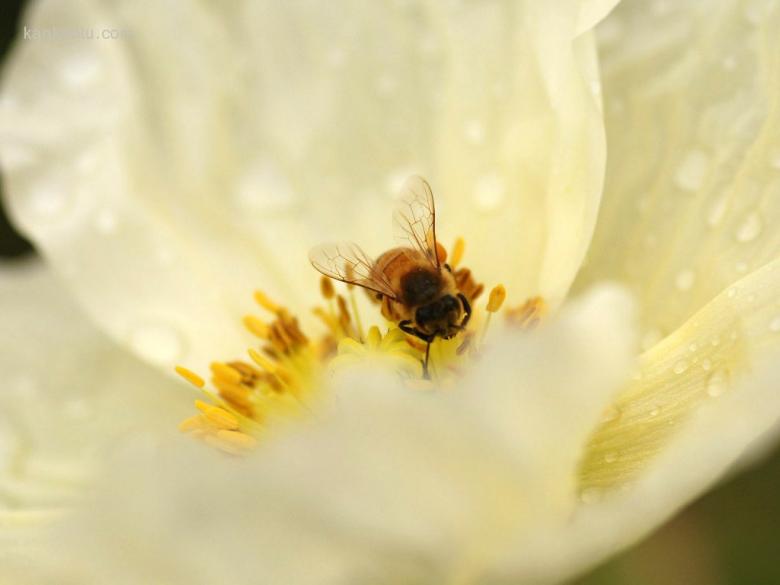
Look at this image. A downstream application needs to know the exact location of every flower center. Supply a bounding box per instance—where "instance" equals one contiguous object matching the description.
[176,237,545,454]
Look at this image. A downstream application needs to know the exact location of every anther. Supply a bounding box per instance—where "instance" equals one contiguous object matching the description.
[320,276,335,300]
[175,366,205,389]
[254,290,281,314]
[242,315,270,339]
[487,285,507,313]
[450,237,465,268]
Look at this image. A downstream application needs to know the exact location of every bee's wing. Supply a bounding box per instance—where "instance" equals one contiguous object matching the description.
[309,242,398,300]
[393,175,440,269]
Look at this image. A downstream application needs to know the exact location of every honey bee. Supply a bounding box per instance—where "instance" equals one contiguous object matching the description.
[309,176,472,368]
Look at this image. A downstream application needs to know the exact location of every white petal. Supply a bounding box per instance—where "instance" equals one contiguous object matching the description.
[575,0,622,36]
[30,286,635,584]
[0,260,190,565]
[574,0,780,338]
[0,0,606,371]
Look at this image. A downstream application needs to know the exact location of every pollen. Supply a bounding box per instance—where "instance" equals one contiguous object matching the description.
[176,238,545,455]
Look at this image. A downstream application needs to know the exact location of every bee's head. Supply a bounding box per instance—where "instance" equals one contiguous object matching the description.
[415,294,463,338]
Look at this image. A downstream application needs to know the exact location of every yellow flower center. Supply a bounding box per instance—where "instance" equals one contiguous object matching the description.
[176,237,543,454]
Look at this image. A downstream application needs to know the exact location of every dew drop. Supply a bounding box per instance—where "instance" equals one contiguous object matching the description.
[769,316,780,332]
[28,180,68,217]
[706,369,728,397]
[675,269,695,291]
[236,162,297,213]
[376,73,398,96]
[674,150,709,191]
[722,55,738,70]
[673,360,689,374]
[735,211,762,242]
[707,195,728,227]
[649,406,660,417]
[464,120,485,144]
[94,209,117,234]
[472,173,505,212]
[60,51,101,88]
[688,342,699,352]
[129,322,184,365]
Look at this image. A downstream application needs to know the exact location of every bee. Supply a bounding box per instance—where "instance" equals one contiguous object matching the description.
[309,176,472,370]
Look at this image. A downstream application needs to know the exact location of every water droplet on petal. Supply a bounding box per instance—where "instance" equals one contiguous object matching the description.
[674,150,709,191]
[706,369,728,397]
[94,209,117,234]
[675,269,695,291]
[735,211,762,242]
[473,173,505,212]
[60,51,101,88]
[236,162,297,213]
[673,360,689,374]
[130,322,184,365]
[649,406,660,417]
[707,196,728,227]
[464,120,485,144]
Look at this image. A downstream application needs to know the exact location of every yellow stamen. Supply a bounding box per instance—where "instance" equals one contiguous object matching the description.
[194,400,240,430]
[210,362,242,385]
[480,284,507,346]
[254,290,281,314]
[320,276,335,300]
[175,366,205,389]
[487,284,507,313]
[435,241,448,264]
[216,429,257,449]
[178,415,205,432]
[243,315,270,339]
[450,237,465,268]
[506,296,547,329]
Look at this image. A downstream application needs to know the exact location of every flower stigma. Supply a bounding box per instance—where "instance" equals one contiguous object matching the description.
[176,237,543,453]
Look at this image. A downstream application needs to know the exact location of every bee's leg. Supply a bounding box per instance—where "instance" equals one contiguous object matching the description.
[423,342,431,379]
[399,320,434,378]
[458,293,472,328]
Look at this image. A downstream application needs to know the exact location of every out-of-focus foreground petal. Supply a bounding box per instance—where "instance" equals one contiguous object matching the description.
[0,0,607,371]
[575,0,780,341]
[5,286,635,585]
[0,260,189,568]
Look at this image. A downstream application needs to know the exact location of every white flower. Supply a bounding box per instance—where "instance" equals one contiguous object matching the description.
[1,0,780,583]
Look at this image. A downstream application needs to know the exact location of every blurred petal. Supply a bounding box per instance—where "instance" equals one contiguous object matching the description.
[575,0,622,35]
[26,286,635,584]
[574,0,780,339]
[579,257,780,490]
[0,260,190,566]
[0,0,606,370]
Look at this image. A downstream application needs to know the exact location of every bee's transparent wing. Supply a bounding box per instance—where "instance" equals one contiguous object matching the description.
[309,242,398,300]
[393,175,439,268]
